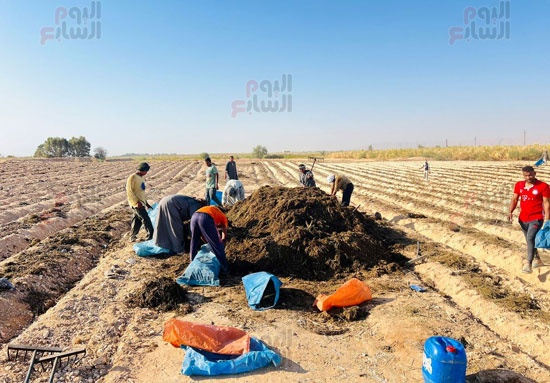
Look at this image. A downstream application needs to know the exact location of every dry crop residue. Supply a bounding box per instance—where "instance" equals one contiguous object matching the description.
[226,186,389,280]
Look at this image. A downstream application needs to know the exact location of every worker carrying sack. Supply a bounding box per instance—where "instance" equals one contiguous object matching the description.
[177,244,221,286]
[180,337,281,376]
[535,221,550,248]
[314,278,372,311]
[242,272,282,311]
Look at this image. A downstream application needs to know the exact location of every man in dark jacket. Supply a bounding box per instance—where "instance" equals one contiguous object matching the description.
[225,155,238,180]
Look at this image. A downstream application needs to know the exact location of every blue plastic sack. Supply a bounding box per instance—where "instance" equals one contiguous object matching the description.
[535,221,550,249]
[242,272,282,311]
[535,159,545,167]
[176,244,221,286]
[133,239,171,257]
[210,191,224,206]
[181,337,281,376]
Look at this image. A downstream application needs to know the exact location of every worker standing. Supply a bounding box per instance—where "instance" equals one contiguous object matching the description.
[298,164,316,187]
[190,206,229,272]
[327,173,354,207]
[225,155,239,180]
[509,166,550,273]
[222,179,245,207]
[205,157,222,206]
[421,160,430,181]
[126,162,154,241]
[153,195,205,253]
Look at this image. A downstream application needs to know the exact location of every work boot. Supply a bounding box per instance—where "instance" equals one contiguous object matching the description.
[533,256,544,269]
[522,263,532,274]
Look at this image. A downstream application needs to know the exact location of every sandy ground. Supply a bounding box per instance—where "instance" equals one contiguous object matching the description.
[1,159,549,383]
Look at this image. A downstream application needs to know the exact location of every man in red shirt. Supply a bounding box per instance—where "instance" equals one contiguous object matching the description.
[509,166,550,273]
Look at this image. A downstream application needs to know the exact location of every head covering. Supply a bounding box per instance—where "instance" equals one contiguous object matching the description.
[205,157,211,162]
[138,162,150,172]
[327,174,335,183]
[298,164,306,170]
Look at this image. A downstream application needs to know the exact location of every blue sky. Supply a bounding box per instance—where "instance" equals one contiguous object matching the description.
[0,0,549,156]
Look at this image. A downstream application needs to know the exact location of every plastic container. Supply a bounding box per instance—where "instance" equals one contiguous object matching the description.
[422,336,467,383]
[209,191,224,206]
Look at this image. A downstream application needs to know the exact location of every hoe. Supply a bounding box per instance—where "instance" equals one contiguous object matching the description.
[308,156,324,171]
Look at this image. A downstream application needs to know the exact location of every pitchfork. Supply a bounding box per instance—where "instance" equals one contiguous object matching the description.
[7,344,86,383]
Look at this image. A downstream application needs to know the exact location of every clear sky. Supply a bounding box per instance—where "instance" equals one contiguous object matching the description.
[0,0,549,156]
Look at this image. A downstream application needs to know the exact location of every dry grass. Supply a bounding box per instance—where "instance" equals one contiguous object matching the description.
[328,144,546,161]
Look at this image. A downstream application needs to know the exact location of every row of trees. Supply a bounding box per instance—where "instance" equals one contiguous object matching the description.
[34,137,107,160]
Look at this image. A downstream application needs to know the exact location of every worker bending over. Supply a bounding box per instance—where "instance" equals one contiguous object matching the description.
[190,206,229,272]
[222,179,245,207]
[153,195,205,253]
[327,173,354,207]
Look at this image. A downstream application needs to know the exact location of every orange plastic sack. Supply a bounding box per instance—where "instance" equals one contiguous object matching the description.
[163,318,251,355]
[314,278,372,311]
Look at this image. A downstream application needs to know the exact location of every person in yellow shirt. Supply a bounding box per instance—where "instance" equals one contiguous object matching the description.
[327,173,354,207]
[126,162,154,241]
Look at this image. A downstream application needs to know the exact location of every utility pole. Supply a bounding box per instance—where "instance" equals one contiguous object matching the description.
[474,136,477,147]
[445,138,448,148]
[524,129,526,146]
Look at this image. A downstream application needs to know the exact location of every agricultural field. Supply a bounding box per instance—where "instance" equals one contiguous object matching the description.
[1,158,549,383]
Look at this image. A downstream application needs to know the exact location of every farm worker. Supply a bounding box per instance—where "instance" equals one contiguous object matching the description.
[327,174,354,207]
[153,195,206,253]
[189,206,229,272]
[204,157,222,206]
[541,150,549,166]
[225,155,239,180]
[126,162,154,242]
[298,164,316,187]
[508,166,550,273]
[420,160,430,181]
[222,179,245,207]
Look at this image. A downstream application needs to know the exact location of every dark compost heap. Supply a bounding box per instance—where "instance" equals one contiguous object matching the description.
[226,186,388,280]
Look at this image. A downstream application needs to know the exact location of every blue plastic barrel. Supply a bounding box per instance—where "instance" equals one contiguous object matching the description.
[422,337,467,383]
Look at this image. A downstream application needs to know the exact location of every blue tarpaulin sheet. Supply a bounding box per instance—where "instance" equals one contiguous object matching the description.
[133,203,172,256]
[242,272,282,311]
[535,221,550,248]
[176,244,221,286]
[180,337,281,376]
[133,239,171,256]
